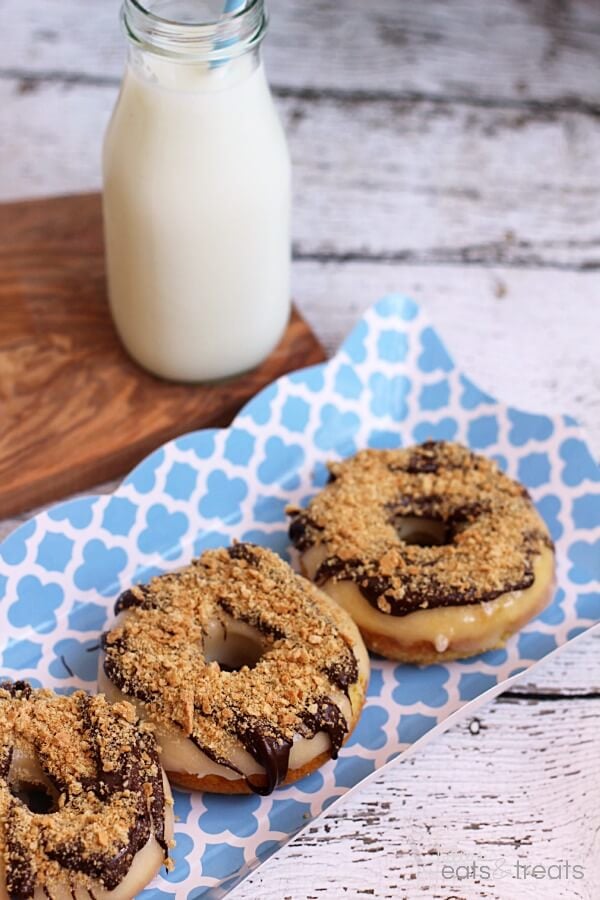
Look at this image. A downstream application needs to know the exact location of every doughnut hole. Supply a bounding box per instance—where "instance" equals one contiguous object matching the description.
[392,515,449,547]
[202,617,266,672]
[8,749,60,814]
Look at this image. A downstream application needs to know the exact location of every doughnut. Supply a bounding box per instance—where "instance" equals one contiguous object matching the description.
[0,681,173,900]
[288,441,555,663]
[99,544,369,795]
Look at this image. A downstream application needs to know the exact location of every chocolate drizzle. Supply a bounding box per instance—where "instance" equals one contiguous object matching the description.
[100,634,161,706]
[323,651,359,694]
[1,681,31,700]
[192,698,349,795]
[115,585,155,615]
[315,553,539,616]
[403,440,441,474]
[5,825,36,900]
[236,719,293,795]
[189,732,244,776]
[44,801,152,893]
[302,699,348,758]
[0,746,12,780]
[389,440,460,475]
[0,683,169,898]
[288,513,323,552]
[216,597,285,641]
[142,735,168,853]
[227,543,260,565]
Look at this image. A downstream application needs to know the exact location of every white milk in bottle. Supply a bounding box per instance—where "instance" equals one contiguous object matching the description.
[103,0,291,381]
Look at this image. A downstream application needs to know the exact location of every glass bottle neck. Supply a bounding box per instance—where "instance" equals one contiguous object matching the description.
[122,0,267,63]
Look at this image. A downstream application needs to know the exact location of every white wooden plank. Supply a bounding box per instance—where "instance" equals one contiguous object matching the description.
[0,80,113,201]
[2,80,600,270]
[506,629,600,697]
[230,696,600,900]
[4,0,600,106]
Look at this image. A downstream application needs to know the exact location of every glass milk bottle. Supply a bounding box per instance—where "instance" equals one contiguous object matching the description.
[103,0,291,381]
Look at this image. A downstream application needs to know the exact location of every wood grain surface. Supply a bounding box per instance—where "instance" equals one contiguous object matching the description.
[1,1,599,898]
[0,193,324,516]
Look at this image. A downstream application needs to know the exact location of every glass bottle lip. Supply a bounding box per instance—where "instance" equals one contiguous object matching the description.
[122,0,267,61]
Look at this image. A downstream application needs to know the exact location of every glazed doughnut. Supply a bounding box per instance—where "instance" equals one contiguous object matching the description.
[288,441,555,663]
[0,681,173,900]
[99,544,369,795]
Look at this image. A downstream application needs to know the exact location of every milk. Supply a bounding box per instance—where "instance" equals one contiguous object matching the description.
[103,10,291,382]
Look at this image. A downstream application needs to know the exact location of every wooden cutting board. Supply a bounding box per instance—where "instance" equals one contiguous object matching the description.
[0,193,325,518]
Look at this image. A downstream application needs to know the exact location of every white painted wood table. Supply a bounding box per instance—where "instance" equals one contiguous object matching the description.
[2,1,599,897]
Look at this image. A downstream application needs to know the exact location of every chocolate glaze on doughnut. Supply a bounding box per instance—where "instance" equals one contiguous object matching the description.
[0,683,170,898]
[235,720,292,796]
[101,544,366,795]
[114,585,156,615]
[301,699,347,756]
[288,442,554,617]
